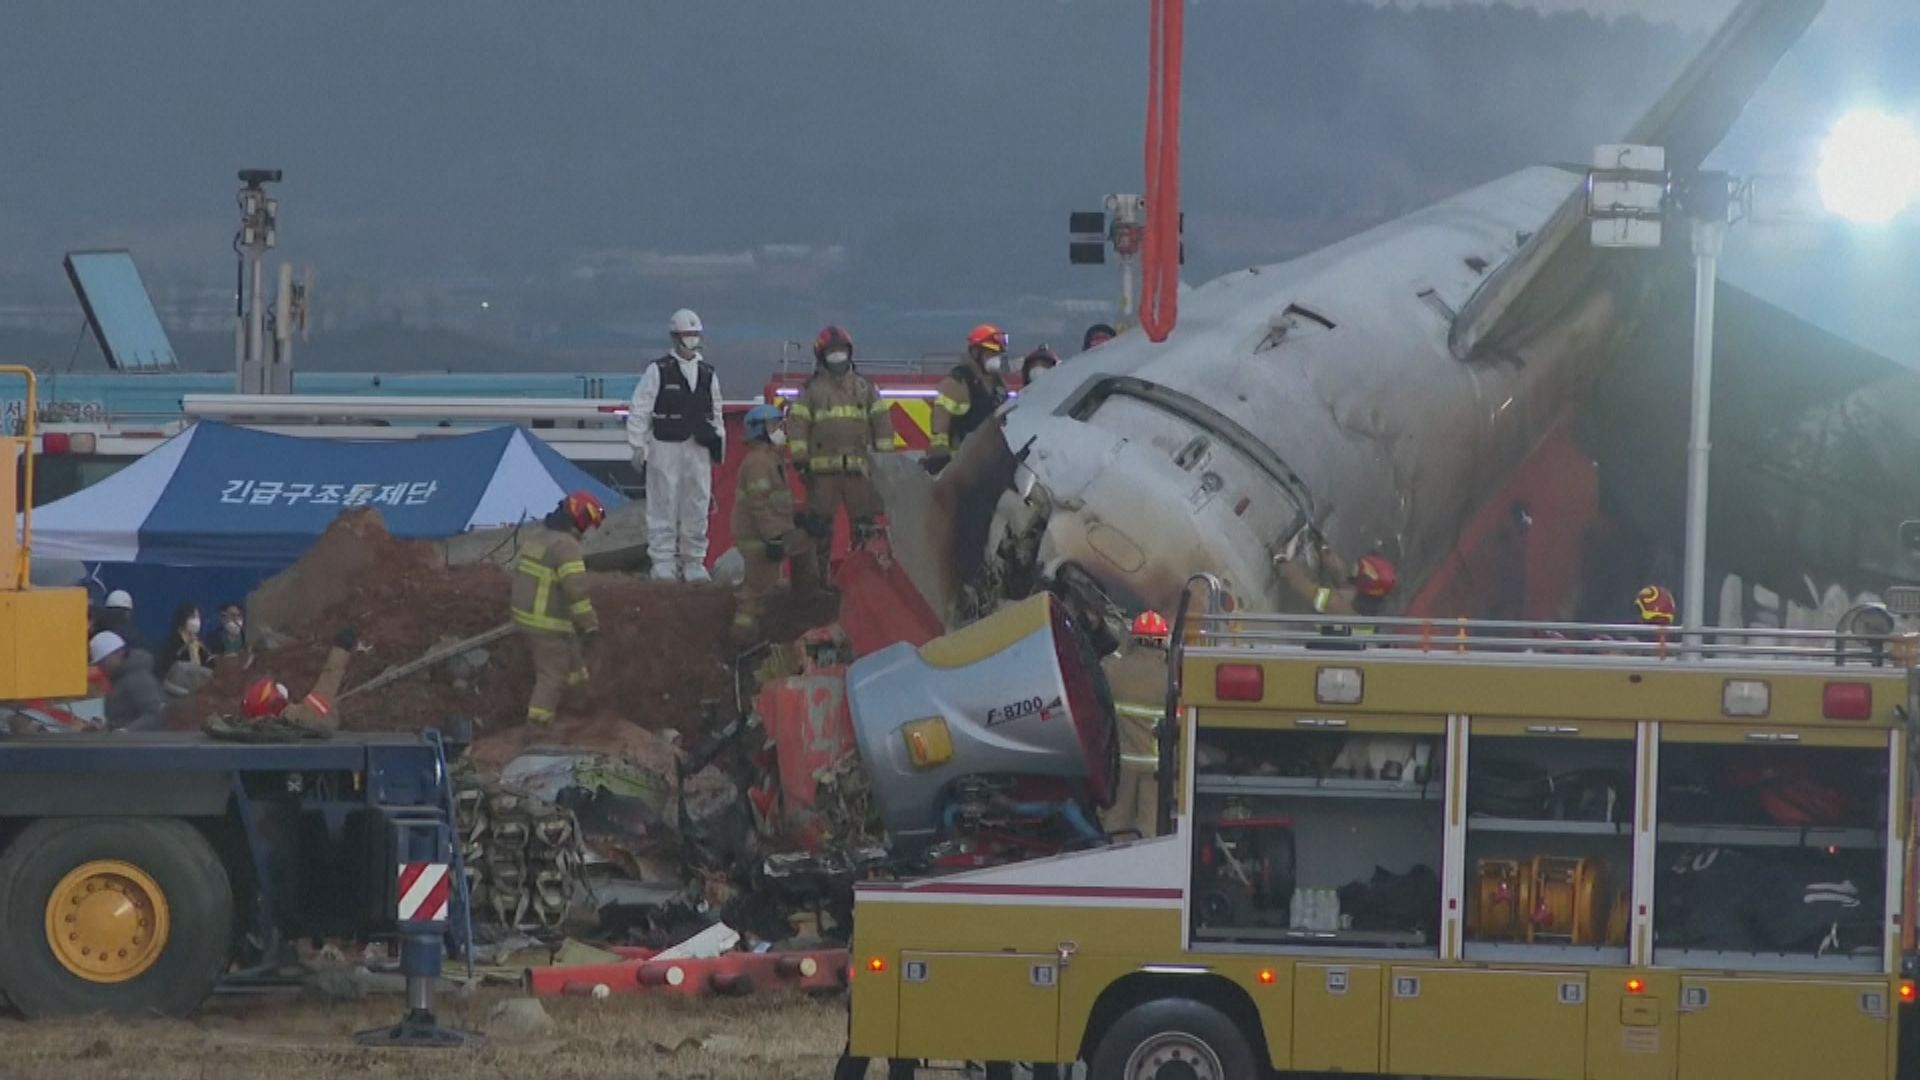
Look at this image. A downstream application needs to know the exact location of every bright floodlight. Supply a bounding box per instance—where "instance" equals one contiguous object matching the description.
[1818,109,1920,224]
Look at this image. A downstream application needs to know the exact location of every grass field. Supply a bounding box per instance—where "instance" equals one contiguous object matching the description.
[0,990,855,1080]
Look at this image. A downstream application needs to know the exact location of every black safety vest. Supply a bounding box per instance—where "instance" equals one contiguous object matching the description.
[947,363,1007,449]
[650,356,716,442]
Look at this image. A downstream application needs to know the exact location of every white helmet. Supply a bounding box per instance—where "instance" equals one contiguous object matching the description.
[669,309,703,337]
[89,631,127,665]
[104,589,133,610]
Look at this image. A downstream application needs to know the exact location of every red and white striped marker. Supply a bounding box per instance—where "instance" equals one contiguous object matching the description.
[397,862,451,923]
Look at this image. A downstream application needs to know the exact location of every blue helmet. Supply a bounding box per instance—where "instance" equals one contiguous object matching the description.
[744,403,784,442]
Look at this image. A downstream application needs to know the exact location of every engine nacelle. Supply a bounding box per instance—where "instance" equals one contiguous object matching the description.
[846,592,1117,848]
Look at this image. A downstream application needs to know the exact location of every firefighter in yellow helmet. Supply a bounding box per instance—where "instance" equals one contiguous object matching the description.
[790,325,893,580]
[925,323,1012,475]
[511,491,605,725]
[732,404,823,647]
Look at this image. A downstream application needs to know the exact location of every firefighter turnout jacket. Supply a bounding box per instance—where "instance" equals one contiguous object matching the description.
[512,527,598,637]
[930,362,1009,455]
[789,369,891,474]
[732,442,801,554]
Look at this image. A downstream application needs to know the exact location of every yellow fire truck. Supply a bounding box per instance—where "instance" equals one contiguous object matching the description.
[844,577,1920,1079]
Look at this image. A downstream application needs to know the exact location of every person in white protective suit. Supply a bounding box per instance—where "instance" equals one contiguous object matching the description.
[627,309,725,582]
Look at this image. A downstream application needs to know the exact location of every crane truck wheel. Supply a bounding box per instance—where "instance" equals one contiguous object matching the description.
[1086,998,1257,1080]
[0,817,233,1017]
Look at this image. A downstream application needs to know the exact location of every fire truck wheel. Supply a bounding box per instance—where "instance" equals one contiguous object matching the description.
[0,817,233,1017]
[1088,998,1257,1080]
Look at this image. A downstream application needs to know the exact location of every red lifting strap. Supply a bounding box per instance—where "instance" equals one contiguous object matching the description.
[1141,0,1185,343]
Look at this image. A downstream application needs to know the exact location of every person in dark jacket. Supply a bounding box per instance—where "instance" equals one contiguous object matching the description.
[93,588,145,649]
[105,646,168,731]
[164,603,211,670]
[207,600,247,657]
[162,603,214,696]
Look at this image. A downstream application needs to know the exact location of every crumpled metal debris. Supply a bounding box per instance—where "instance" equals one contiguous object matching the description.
[453,763,587,932]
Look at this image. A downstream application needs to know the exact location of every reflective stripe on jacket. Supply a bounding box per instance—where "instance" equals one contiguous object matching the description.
[788,370,891,464]
[930,362,1005,452]
[511,527,597,635]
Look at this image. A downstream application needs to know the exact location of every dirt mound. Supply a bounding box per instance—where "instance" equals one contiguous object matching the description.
[177,510,838,741]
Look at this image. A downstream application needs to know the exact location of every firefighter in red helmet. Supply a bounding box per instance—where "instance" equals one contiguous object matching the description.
[789,325,893,580]
[204,626,360,739]
[1635,585,1677,626]
[1281,534,1398,639]
[510,491,606,725]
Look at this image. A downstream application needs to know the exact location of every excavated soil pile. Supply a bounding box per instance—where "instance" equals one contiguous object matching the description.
[177,510,838,743]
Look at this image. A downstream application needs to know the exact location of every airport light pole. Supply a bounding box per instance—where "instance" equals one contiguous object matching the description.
[1678,187,1729,638]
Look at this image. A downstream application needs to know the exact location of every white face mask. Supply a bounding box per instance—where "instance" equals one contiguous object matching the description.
[223,616,243,634]
[768,429,788,447]
[185,616,202,636]
[675,334,703,356]
[824,350,851,372]
[984,354,1006,375]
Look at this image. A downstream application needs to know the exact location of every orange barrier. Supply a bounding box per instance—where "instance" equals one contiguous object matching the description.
[525,948,849,998]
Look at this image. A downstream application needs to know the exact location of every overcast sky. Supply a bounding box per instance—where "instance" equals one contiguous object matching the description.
[0,0,1913,362]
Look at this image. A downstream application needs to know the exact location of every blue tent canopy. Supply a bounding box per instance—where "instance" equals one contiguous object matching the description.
[30,421,623,568]
[25,421,625,646]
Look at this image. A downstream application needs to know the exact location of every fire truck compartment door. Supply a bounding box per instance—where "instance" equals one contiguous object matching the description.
[896,951,1060,1062]
[1292,963,1382,1072]
[1676,977,1889,1080]
[1386,968,1588,1079]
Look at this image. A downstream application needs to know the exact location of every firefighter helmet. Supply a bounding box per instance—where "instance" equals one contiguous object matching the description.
[562,490,607,532]
[241,677,290,719]
[813,324,854,362]
[967,323,1009,354]
[1352,554,1398,599]
[1635,585,1676,625]
[744,403,784,442]
[1131,610,1172,644]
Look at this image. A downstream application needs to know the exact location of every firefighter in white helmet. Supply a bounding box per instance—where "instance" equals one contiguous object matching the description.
[627,308,725,582]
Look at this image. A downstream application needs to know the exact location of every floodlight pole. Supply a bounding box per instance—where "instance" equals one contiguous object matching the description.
[1682,215,1724,640]
[233,169,282,395]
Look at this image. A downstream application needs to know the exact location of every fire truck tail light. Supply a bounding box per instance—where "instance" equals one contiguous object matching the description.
[1900,981,1915,1004]
[1721,680,1770,718]
[866,957,886,974]
[1626,978,1645,995]
[1315,667,1363,705]
[1257,969,1276,985]
[40,433,70,455]
[1823,682,1872,720]
[70,432,96,454]
[1214,664,1264,702]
